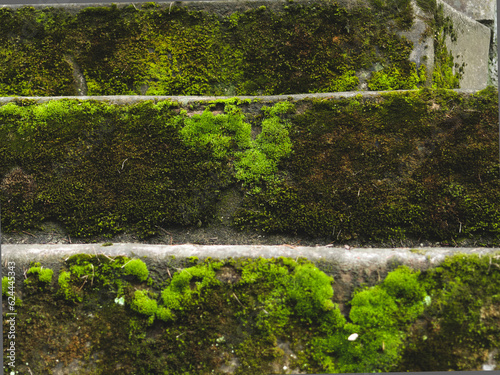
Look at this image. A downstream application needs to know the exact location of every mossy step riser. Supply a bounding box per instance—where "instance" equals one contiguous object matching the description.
[3,251,499,374]
[0,0,490,97]
[1,88,498,245]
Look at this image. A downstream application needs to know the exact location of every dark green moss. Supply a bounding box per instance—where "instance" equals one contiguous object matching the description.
[399,253,500,370]
[0,99,233,239]
[233,88,499,245]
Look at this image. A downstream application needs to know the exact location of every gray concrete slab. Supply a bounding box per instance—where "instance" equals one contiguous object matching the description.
[440,0,496,22]
[0,89,481,106]
[440,0,492,90]
[2,243,499,271]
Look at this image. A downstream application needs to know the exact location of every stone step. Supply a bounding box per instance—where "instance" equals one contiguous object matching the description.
[0,0,493,97]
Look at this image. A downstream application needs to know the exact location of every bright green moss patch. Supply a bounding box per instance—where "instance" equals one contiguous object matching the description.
[0,0,449,96]
[3,253,499,374]
[27,265,54,283]
[57,270,81,302]
[368,63,427,90]
[24,262,54,292]
[2,276,9,296]
[123,259,149,282]
[179,104,252,159]
[130,290,158,319]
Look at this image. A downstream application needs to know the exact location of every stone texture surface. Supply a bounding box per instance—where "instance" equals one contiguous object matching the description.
[440,0,496,21]
[402,1,435,83]
[2,243,499,271]
[0,89,481,106]
[489,5,497,86]
[439,0,497,87]
[439,0,492,89]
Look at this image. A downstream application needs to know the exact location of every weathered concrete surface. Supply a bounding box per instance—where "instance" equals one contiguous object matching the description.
[0,89,481,106]
[404,2,434,83]
[440,0,496,22]
[2,243,499,271]
[439,0,492,90]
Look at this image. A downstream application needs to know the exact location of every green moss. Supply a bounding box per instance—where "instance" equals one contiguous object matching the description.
[2,276,9,296]
[123,259,149,282]
[160,262,221,316]
[57,270,82,303]
[288,263,335,318]
[368,63,427,90]
[0,98,232,239]
[24,263,54,291]
[6,253,500,373]
[399,253,500,370]
[130,289,158,317]
[0,1,431,96]
[234,102,294,190]
[1,89,498,244]
[156,305,174,322]
[234,88,499,245]
[304,266,427,373]
[179,104,252,159]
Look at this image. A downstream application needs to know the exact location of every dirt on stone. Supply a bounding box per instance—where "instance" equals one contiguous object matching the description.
[1,219,491,250]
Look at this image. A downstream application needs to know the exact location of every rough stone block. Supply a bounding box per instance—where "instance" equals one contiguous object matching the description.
[440,0,496,21]
[439,0,492,89]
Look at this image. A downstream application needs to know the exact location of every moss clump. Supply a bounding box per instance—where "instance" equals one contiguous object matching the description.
[55,254,137,306]
[234,101,294,189]
[368,63,427,90]
[57,270,82,303]
[178,101,294,190]
[179,104,252,159]
[29,267,54,283]
[288,263,335,318]
[123,259,149,282]
[24,263,54,291]
[2,276,9,296]
[130,290,158,320]
[399,253,500,371]
[306,266,427,373]
[160,262,222,320]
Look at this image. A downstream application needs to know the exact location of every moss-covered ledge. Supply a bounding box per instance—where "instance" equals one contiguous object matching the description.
[2,248,499,374]
[1,88,498,246]
[0,0,464,96]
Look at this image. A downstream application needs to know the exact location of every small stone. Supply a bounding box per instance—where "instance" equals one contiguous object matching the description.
[348,333,358,341]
